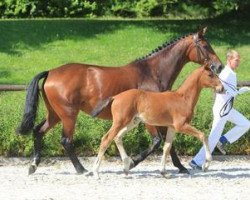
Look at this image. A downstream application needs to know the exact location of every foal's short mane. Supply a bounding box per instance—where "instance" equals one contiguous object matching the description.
[134,32,194,62]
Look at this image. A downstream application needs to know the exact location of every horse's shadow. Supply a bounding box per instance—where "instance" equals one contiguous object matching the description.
[32,166,250,180]
[97,167,250,180]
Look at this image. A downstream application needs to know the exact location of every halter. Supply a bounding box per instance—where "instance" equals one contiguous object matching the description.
[193,35,210,63]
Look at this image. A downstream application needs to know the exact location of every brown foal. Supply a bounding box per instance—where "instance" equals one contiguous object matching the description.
[91,63,224,178]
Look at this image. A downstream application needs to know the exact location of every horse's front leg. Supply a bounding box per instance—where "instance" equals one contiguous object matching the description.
[130,124,162,169]
[170,145,189,174]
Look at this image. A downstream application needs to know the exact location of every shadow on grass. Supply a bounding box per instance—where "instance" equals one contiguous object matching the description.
[0,16,249,55]
[0,70,12,80]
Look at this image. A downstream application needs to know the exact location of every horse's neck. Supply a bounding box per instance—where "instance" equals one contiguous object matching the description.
[176,70,202,110]
[136,40,191,91]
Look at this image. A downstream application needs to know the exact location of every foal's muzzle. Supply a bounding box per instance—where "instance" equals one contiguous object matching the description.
[215,85,225,94]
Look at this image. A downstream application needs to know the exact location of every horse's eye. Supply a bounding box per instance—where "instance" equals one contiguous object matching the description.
[203,45,208,49]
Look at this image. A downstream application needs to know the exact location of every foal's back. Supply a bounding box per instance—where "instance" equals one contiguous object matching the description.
[111,89,183,127]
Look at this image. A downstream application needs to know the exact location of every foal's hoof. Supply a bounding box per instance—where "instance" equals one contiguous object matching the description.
[160,169,167,176]
[178,168,190,174]
[202,163,209,172]
[123,157,134,174]
[28,165,37,175]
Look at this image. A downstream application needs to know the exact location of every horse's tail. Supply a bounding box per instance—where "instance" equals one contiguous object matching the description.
[91,97,114,117]
[16,71,49,135]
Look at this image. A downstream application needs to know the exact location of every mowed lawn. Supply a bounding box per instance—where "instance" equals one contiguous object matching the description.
[0,18,249,156]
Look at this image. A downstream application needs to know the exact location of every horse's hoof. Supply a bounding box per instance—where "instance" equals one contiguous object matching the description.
[178,168,190,174]
[28,165,37,175]
[85,171,94,177]
[76,166,88,174]
[123,157,134,174]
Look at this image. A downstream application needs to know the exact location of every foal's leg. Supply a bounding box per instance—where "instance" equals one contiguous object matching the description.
[178,123,212,171]
[131,126,188,174]
[160,128,175,176]
[61,115,87,174]
[114,121,139,175]
[92,124,123,179]
[29,111,60,175]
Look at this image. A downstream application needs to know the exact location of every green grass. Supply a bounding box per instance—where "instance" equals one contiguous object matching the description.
[0,18,249,156]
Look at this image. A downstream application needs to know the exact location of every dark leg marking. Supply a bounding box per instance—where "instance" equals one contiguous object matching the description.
[61,137,87,174]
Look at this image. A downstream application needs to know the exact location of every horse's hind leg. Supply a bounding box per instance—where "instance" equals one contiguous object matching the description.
[60,113,87,174]
[29,120,46,175]
[29,112,60,175]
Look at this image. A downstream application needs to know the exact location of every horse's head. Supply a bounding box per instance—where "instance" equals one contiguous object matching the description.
[199,63,224,93]
[188,27,223,74]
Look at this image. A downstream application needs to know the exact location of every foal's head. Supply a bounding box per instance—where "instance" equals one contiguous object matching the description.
[199,63,224,93]
[188,27,223,74]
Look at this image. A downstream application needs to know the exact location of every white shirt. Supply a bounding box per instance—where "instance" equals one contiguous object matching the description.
[213,65,237,114]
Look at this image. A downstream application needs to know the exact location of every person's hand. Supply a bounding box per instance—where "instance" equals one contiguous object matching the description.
[226,89,238,97]
[238,86,250,95]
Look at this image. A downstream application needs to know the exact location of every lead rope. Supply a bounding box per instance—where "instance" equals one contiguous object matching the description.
[214,74,238,118]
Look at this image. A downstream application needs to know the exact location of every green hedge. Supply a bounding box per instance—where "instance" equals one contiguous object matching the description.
[0,89,249,157]
[0,0,249,18]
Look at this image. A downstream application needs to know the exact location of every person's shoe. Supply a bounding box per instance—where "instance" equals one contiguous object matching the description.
[216,141,226,155]
[189,160,202,170]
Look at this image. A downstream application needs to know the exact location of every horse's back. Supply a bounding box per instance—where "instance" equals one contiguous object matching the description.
[43,63,139,118]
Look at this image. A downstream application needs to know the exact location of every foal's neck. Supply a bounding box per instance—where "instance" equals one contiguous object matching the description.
[176,69,203,110]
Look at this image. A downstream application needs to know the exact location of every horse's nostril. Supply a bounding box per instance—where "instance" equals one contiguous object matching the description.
[218,65,223,73]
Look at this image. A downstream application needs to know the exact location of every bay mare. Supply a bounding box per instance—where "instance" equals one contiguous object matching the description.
[90,63,224,178]
[16,27,223,175]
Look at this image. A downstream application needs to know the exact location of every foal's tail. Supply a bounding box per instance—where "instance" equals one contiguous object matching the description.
[91,97,114,117]
[16,71,49,135]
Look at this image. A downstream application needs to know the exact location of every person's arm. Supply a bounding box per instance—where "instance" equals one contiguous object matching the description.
[238,86,250,94]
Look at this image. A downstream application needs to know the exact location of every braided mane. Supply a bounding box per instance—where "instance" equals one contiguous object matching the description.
[135,33,194,62]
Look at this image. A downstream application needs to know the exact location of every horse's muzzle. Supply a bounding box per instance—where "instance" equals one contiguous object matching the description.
[211,63,223,74]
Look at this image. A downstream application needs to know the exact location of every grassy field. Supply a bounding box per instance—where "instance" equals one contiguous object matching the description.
[0,18,249,157]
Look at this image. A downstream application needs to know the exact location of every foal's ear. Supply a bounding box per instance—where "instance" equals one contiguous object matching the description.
[197,26,207,38]
[203,62,210,70]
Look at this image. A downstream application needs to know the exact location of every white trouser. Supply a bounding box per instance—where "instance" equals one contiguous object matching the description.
[193,108,250,166]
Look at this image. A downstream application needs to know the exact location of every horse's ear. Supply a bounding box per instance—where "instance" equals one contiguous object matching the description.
[198,27,207,38]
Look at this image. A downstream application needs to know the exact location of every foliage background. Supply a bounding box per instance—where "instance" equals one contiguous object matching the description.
[0,0,249,19]
[0,1,249,158]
